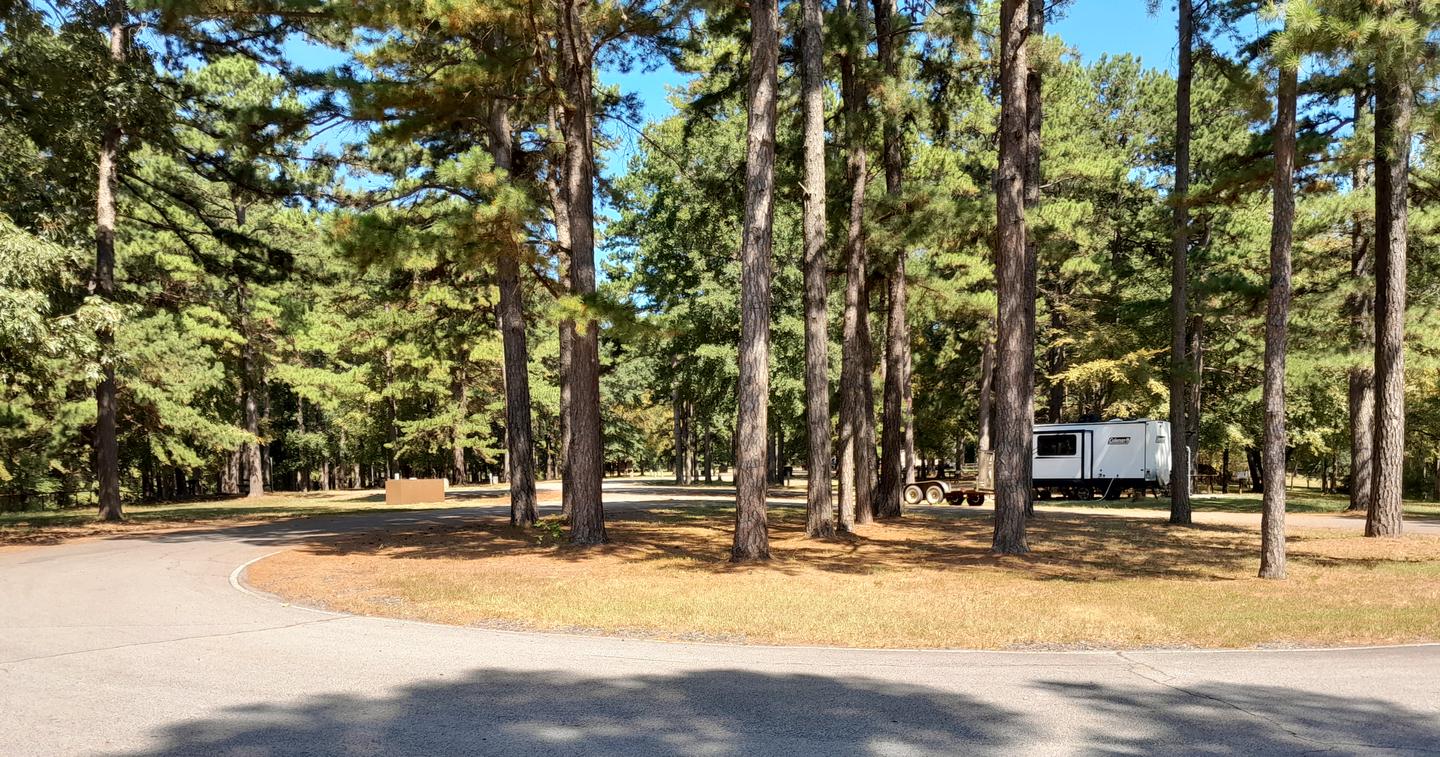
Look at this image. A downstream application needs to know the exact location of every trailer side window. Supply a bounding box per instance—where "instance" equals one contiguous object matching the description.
[1036,434,1077,457]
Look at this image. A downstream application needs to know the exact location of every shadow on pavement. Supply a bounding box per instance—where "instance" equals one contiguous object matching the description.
[120,669,1440,756]
[1034,678,1440,755]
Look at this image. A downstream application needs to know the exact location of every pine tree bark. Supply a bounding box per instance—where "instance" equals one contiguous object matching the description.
[1368,41,1411,538]
[1347,85,1375,513]
[383,346,399,479]
[992,0,1032,554]
[799,0,835,538]
[490,103,538,528]
[704,420,713,483]
[1187,312,1204,477]
[903,335,915,486]
[672,359,688,485]
[857,277,878,524]
[1168,0,1194,525]
[1260,62,1297,581]
[544,101,576,518]
[451,372,468,485]
[558,0,605,543]
[93,0,127,521]
[978,329,995,452]
[873,0,908,521]
[221,450,239,495]
[1043,308,1064,423]
[836,0,870,532]
[732,0,779,562]
[878,263,907,519]
[239,284,265,499]
[686,401,697,483]
[296,396,309,492]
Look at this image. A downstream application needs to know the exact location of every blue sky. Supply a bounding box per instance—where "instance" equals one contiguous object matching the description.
[600,0,1184,129]
[284,2,1191,167]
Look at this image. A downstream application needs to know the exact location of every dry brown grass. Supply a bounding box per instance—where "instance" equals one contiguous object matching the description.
[246,504,1440,650]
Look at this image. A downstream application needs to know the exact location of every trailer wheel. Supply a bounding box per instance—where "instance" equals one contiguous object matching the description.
[924,484,946,505]
[966,493,985,507]
[903,484,924,505]
[1073,486,1095,501]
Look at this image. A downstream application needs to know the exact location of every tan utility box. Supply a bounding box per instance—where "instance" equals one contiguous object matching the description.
[385,478,447,505]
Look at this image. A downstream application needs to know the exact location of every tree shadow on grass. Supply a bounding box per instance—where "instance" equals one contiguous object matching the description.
[118,668,1440,756]
[267,504,1387,583]
[111,483,1440,584]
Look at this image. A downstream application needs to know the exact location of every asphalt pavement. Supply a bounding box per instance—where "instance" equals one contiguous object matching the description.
[1,481,1437,756]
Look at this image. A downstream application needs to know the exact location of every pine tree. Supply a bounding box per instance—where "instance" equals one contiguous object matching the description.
[874,0,910,520]
[1168,0,1195,525]
[798,0,834,538]
[732,0,779,562]
[992,0,1031,554]
[1260,31,1298,581]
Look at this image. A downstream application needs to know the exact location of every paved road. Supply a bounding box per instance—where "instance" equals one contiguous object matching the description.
[2,483,1438,756]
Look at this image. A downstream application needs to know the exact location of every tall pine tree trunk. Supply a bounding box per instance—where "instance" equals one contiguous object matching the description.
[559,0,605,543]
[799,0,834,538]
[1168,0,1194,525]
[874,0,908,520]
[1187,312,1204,477]
[903,335,915,485]
[687,402,698,482]
[491,103,539,528]
[704,420,713,483]
[451,372,468,485]
[544,101,576,518]
[296,396,309,492]
[1260,61,1297,581]
[978,328,995,452]
[383,346,399,479]
[1043,307,1064,422]
[992,0,1032,554]
[1368,41,1411,538]
[732,0,779,562]
[836,0,870,532]
[221,449,240,495]
[672,360,687,484]
[239,283,265,499]
[1347,86,1375,513]
[94,0,127,521]
[857,277,877,523]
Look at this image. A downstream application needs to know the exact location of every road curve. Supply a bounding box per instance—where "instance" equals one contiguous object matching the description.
[2,484,1438,756]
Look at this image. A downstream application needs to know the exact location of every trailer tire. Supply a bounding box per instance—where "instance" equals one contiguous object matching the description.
[1073,486,1095,501]
[966,493,985,507]
[903,484,924,505]
[924,484,945,505]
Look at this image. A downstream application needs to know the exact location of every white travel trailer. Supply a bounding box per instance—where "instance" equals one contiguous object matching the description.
[904,418,1173,505]
[1031,419,1172,500]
